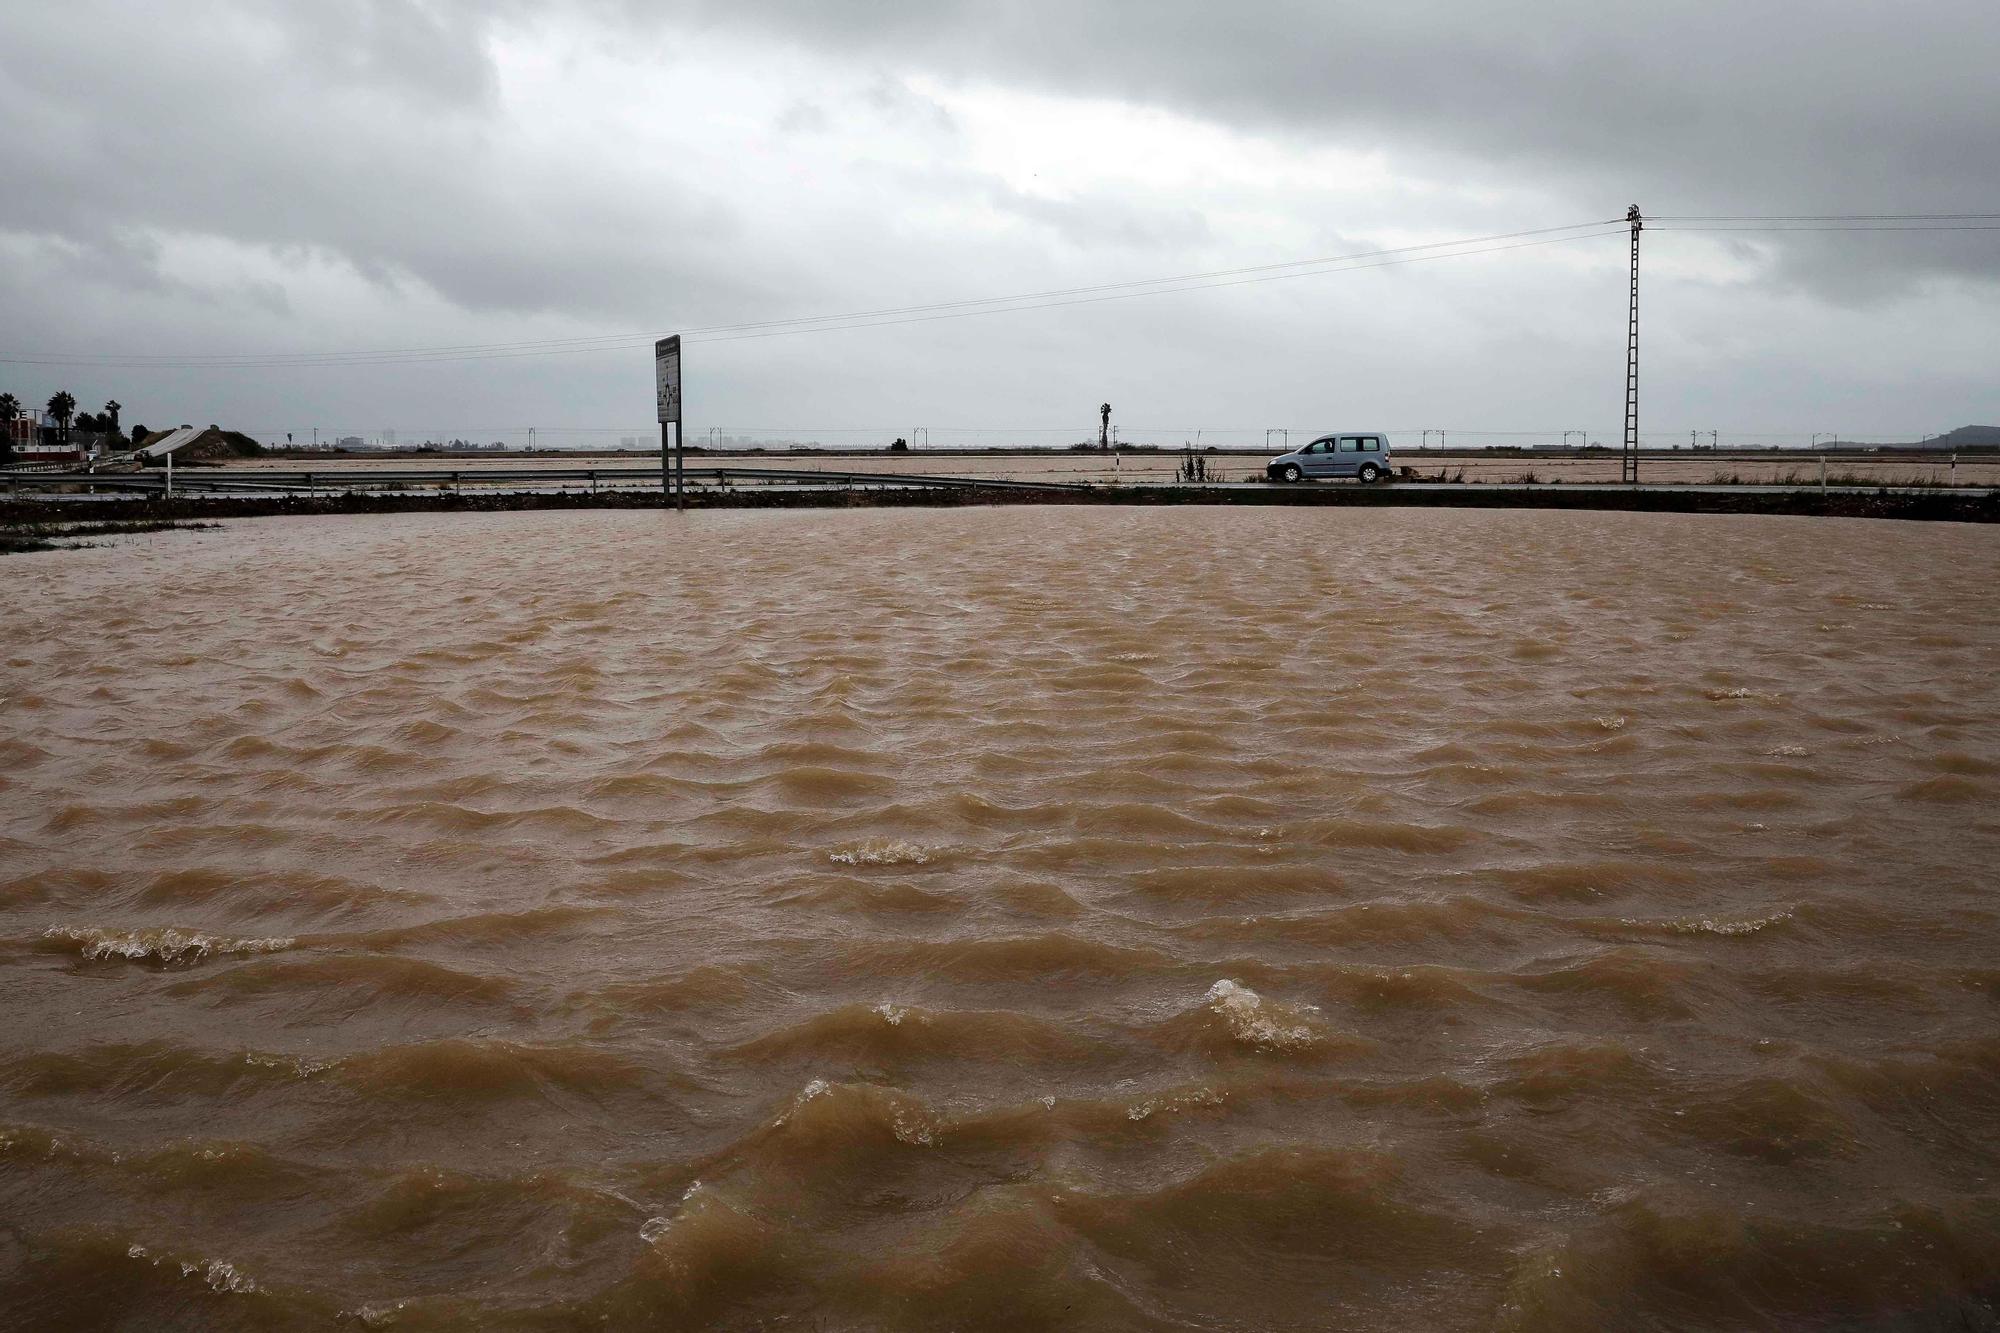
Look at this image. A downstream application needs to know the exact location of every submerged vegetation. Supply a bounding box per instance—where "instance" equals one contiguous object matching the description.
[0,518,219,555]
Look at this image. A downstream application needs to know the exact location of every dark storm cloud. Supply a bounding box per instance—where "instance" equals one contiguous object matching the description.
[654,0,2000,293]
[0,1,761,325]
[0,0,1993,440]
[5,0,1992,323]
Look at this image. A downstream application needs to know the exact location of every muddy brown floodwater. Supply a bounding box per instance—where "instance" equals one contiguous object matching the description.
[2,507,1997,1330]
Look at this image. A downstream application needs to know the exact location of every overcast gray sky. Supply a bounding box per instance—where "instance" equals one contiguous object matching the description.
[2,1,1995,448]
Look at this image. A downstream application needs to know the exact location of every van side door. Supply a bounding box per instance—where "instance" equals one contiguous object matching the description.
[1302,438,1337,477]
[1335,436,1366,476]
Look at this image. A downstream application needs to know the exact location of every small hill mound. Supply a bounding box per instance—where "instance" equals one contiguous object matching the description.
[136,427,267,464]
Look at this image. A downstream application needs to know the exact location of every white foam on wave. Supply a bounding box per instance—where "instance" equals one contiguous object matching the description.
[828,840,932,866]
[1624,907,1796,936]
[242,1051,338,1077]
[1204,979,1320,1050]
[889,1107,936,1146]
[45,925,294,966]
[638,1179,707,1245]
[125,1242,259,1294]
[774,1076,937,1145]
[1126,1086,1225,1121]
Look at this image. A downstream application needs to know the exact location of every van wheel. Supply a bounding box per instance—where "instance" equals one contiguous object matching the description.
[1281,464,1303,484]
[1359,463,1381,484]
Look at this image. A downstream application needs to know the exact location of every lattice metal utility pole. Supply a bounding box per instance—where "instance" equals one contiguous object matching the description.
[1622,205,1642,484]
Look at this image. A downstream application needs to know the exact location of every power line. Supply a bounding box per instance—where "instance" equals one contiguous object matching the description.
[1650,212,2000,221]
[681,228,1628,349]
[1654,223,2000,232]
[0,220,1623,370]
[6,209,1991,371]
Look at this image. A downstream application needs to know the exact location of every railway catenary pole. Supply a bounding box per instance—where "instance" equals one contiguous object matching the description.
[1622,205,1642,484]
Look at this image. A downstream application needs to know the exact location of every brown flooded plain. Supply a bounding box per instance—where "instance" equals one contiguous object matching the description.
[2,507,1997,1330]
[218,449,2000,489]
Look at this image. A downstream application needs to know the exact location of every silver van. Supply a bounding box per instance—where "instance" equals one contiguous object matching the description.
[1266,432,1392,483]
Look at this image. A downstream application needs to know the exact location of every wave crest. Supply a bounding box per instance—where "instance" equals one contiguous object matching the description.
[828,839,933,867]
[1204,979,1323,1051]
[41,925,294,966]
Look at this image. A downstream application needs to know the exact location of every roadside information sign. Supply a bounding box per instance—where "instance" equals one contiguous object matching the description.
[655,335,684,507]
[655,336,682,425]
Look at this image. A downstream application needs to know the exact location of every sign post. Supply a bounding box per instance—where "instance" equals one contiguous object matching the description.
[655,335,683,510]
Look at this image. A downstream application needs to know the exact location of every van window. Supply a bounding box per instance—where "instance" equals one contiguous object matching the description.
[1307,439,1332,453]
[1338,437,1362,452]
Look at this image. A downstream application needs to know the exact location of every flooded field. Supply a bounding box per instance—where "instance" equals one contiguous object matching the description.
[2,507,1997,1329]
[214,449,2000,489]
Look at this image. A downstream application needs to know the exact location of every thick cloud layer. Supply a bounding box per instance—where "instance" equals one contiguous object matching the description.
[1,1,1993,445]
[667,0,2000,290]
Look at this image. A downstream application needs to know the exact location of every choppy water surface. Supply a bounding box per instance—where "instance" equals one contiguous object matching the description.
[2,507,1997,1330]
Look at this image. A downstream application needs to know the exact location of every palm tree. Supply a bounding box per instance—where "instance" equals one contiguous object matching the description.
[103,399,122,439]
[47,390,76,441]
[0,393,18,425]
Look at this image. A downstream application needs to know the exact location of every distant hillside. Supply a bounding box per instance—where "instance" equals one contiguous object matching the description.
[1850,426,2000,449]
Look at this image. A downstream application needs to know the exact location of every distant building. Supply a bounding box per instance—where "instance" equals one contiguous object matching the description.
[382,430,397,448]
[5,408,42,449]
[9,409,82,463]
[335,435,365,450]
